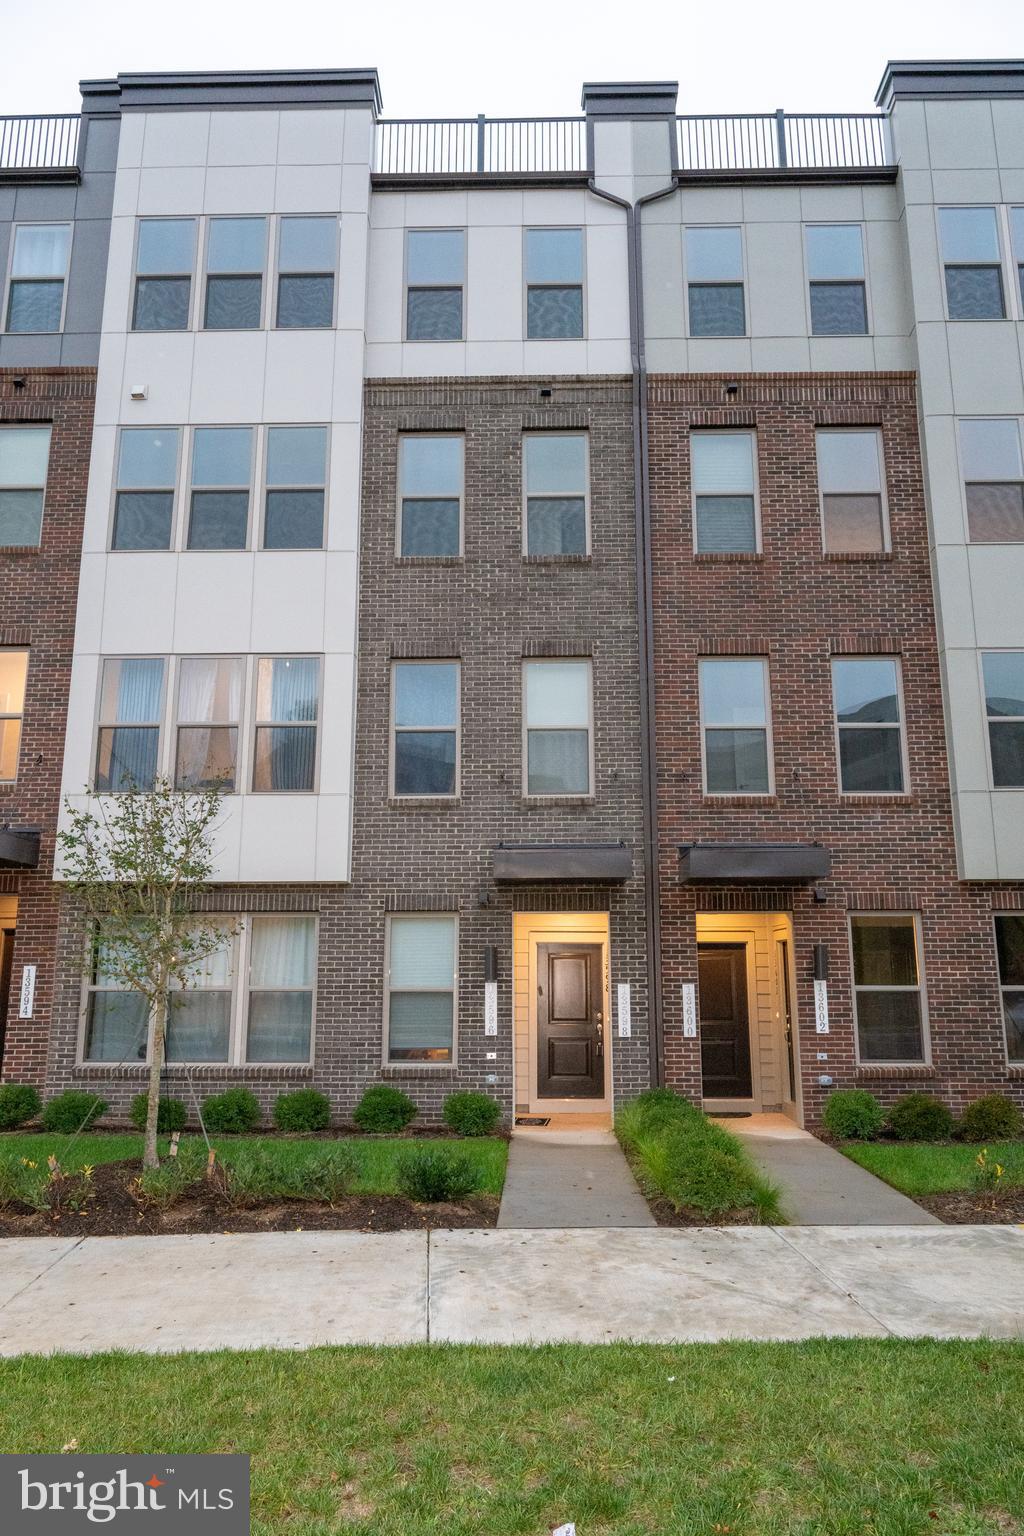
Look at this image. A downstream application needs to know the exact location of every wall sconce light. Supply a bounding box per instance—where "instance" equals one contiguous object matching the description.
[483,944,499,983]
[813,943,829,982]
[812,883,828,904]
[724,380,739,396]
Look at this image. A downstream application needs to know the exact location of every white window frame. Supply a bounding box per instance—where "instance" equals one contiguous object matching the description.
[993,912,1024,1066]
[937,205,1009,324]
[521,430,591,557]
[404,227,466,343]
[830,655,909,797]
[690,429,762,555]
[109,425,183,553]
[184,425,256,553]
[173,654,245,794]
[396,432,465,559]
[383,912,459,1067]
[698,655,774,797]
[389,659,461,799]
[130,216,198,333]
[0,647,29,784]
[521,657,595,799]
[849,912,930,1067]
[93,655,167,794]
[0,422,52,548]
[815,427,891,554]
[956,415,1024,546]
[250,655,323,795]
[2,221,73,335]
[273,214,340,330]
[803,222,871,337]
[259,422,330,552]
[979,648,1024,791]
[682,224,747,340]
[523,226,587,341]
[201,215,270,332]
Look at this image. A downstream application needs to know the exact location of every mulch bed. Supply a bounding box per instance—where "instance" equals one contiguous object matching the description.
[0,1160,498,1238]
[911,1189,1024,1225]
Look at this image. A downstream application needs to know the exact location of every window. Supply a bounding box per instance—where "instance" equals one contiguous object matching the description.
[686,226,744,337]
[392,661,459,796]
[111,428,179,551]
[188,427,252,550]
[204,217,265,330]
[263,426,326,549]
[525,228,584,339]
[398,435,462,557]
[84,925,149,1062]
[699,657,772,795]
[1012,208,1024,311]
[5,224,71,333]
[939,208,1005,320]
[252,657,319,792]
[806,225,868,335]
[816,429,887,553]
[691,431,758,553]
[167,921,235,1062]
[386,914,457,1063]
[95,658,165,791]
[406,230,464,341]
[995,914,1024,1062]
[851,914,926,1062]
[982,652,1024,788]
[246,914,316,1061]
[523,659,592,796]
[0,650,28,783]
[523,433,588,555]
[174,657,243,791]
[133,219,196,331]
[0,425,51,546]
[276,216,336,329]
[832,657,906,793]
[959,419,1024,543]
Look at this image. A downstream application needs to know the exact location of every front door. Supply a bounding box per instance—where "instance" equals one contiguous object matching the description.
[537,942,604,1099]
[698,942,752,1099]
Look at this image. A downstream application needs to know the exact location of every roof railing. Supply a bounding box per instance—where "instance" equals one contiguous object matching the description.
[675,112,892,172]
[0,114,81,173]
[375,116,587,176]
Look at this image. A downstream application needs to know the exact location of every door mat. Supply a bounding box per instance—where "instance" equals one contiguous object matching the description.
[515,1116,551,1126]
[713,1111,752,1118]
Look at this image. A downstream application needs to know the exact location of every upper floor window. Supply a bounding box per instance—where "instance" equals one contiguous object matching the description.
[188,427,253,550]
[204,217,266,330]
[699,657,772,795]
[0,650,28,783]
[691,431,758,553]
[523,659,592,796]
[982,651,1024,788]
[525,228,584,339]
[263,427,327,550]
[398,435,463,557]
[1012,207,1024,311]
[253,656,320,793]
[959,419,1024,543]
[5,224,71,333]
[816,429,888,554]
[851,914,926,1063]
[276,217,337,329]
[523,433,588,555]
[995,914,1024,1063]
[174,657,243,792]
[806,225,867,335]
[939,207,1005,320]
[0,425,51,547]
[386,914,457,1063]
[832,657,906,794]
[392,661,460,797]
[133,219,196,331]
[95,657,165,792]
[406,230,464,341]
[685,226,744,337]
[112,428,179,551]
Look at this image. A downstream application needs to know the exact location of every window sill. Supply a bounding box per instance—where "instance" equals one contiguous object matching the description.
[701,794,777,807]
[855,1063,934,1079]
[522,554,592,565]
[73,1063,314,1079]
[395,555,463,566]
[0,545,41,557]
[838,794,915,806]
[387,796,461,809]
[522,795,596,807]
[823,551,894,563]
[382,1064,457,1078]
[693,551,763,563]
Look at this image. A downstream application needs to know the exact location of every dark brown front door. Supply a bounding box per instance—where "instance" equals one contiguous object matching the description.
[698,942,753,1099]
[537,943,604,1099]
[0,928,15,1074]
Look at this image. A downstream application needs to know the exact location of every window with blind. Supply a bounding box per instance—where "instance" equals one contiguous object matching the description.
[816,429,888,553]
[959,419,1024,543]
[174,657,243,792]
[523,433,588,555]
[691,431,758,554]
[851,914,927,1063]
[524,659,592,796]
[386,914,457,1062]
[0,425,51,547]
[5,223,71,333]
[252,656,320,793]
[398,435,463,557]
[95,658,165,792]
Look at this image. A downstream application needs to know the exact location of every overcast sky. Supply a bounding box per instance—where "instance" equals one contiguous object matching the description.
[1,0,1022,118]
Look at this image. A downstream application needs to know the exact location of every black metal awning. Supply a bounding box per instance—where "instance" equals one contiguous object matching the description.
[493,842,633,882]
[679,841,830,883]
[0,827,41,870]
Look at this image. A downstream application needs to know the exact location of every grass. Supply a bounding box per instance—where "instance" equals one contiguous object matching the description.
[0,1341,1022,1534]
[0,1133,508,1198]
[842,1140,1024,1197]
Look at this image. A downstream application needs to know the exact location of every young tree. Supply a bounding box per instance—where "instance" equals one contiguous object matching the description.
[58,778,230,1170]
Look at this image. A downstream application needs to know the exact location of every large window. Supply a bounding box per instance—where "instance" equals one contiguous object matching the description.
[263,426,327,549]
[806,224,868,335]
[995,914,1024,1062]
[699,657,772,795]
[392,661,459,796]
[95,658,165,792]
[0,650,28,783]
[204,217,266,330]
[246,914,316,1061]
[816,429,888,553]
[252,656,320,792]
[939,207,1005,320]
[851,914,926,1063]
[691,431,758,554]
[406,230,464,341]
[5,224,71,333]
[398,435,463,557]
[523,659,592,796]
[0,425,51,547]
[112,428,179,551]
[188,427,252,550]
[276,216,336,329]
[386,914,457,1062]
[523,433,588,555]
[166,921,235,1062]
[959,419,1024,543]
[982,652,1024,788]
[133,218,196,331]
[525,228,584,339]
[832,657,906,794]
[686,226,745,337]
[174,657,243,791]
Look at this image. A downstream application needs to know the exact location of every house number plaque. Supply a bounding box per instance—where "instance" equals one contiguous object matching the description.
[484,979,498,1035]
[814,978,830,1034]
[617,983,631,1037]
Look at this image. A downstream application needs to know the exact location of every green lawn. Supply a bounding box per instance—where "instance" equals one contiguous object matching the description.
[1,1341,1022,1534]
[842,1140,1024,1197]
[0,1133,508,1197]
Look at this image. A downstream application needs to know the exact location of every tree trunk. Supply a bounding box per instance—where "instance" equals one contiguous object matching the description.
[143,975,168,1171]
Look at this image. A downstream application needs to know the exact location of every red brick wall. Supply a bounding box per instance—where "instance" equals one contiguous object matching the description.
[648,373,1023,1123]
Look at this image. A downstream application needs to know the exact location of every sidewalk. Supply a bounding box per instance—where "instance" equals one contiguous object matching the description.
[1,1225,1021,1355]
[497,1128,655,1228]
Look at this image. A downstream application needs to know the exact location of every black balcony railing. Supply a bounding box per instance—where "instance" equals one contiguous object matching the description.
[676,112,891,172]
[0,114,81,172]
[375,116,587,176]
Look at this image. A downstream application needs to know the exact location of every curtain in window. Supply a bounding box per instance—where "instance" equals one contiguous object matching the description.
[115,658,163,722]
[250,915,315,988]
[268,658,318,722]
[178,658,241,723]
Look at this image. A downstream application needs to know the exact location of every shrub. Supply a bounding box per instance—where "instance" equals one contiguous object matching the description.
[129,1093,187,1134]
[615,1088,699,1151]
[136,1142,207,1208]
[0,1084,41,1131]
[201,1088,261,1135]
[959,1094,1024,1143]
[396,1146,479,1203]
[821,1089,884,1141]
[222,1144,357,1205]
[40,1090,107,1134]
[353,1084,417,1134]
[0,1154,51,1212]
[273,1089,331,1133]
[632,1119,782,1222]
[885,1092,954,1142]
[443,1092,501,1137]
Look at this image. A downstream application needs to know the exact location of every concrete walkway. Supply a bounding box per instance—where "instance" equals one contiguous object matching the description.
[497,1128,655,1228]
[722,1114,941,1225]
[1,1225,1021,1355]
